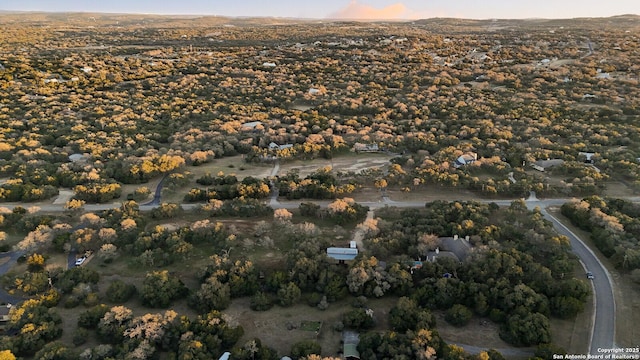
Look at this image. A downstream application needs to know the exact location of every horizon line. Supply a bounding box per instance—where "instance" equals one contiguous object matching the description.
[0,9,638,22]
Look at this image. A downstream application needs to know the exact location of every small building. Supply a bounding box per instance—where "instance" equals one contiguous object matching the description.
[454,153,477,168]
[353,143,379,153]
[343,331,361,360]
[531,159,564,172]
[269,142,293,151]
[241,121,263,130]
[327,247,358,262]
[578,152,596,164]
[0,304,12,323]
[262,62,277,68]
[69,153,89,163]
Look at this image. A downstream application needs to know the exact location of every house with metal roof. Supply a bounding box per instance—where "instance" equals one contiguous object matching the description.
[327,247,358,262]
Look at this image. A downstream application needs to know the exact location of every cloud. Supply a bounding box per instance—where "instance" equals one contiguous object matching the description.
[328,1,408,20]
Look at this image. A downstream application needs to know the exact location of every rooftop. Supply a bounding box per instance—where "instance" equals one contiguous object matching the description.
[327,247,358,261]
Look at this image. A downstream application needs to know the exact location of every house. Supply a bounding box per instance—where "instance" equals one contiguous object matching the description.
[268,142,293,151]
[343,331,361,360]
[353,143,379,153]
[531,159,564,172]
[327,247,358,262]
[454,153,477,168]
[241,121,263,130]
[0,304,12,323]
[578,152,596,164]
[69,153,89,163]
[425,235,472,263]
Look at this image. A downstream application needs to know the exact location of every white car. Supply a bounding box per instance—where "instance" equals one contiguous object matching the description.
[75,257,86,266]
[586,271,594,279]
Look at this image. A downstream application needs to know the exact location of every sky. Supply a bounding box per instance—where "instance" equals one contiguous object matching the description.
[0,0,638,20]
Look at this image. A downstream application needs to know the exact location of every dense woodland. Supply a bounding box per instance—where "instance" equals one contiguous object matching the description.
[0,14,639,202]
[0,198,585,359]
[0,12,639,360]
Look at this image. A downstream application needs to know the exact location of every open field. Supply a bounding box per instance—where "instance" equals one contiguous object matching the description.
[277,153,394,178]
[186,155,274,180]
[223,296,396,357]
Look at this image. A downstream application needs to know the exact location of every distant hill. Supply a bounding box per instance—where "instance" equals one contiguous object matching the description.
[0,11,637,29]
[0,12,313,28]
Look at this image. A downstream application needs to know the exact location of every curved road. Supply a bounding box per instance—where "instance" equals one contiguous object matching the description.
[539,207,615,354]
[0,192,622,354]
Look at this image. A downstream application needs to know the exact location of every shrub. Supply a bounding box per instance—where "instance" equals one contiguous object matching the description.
[106,280,136,303]
[445,304,473,327]
[250,292,273,311]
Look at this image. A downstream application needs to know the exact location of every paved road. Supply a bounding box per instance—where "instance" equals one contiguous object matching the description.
[0,250,25,304]
[538,207,615,354]
[143,174,168,206]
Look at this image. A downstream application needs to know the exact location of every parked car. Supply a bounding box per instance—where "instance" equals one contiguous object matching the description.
[586,271,594,279]
[75,257,86,266]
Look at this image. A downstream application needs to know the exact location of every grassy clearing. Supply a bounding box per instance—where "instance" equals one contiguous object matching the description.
[187,155,273,180]
[433,311,523,352]
[223,296,397,358]
[277,153,393,178]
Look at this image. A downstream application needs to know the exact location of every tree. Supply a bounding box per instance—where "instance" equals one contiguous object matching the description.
[343,308,375,330]
[141,270,188,308]
[445,304,473,327]
[291,340,321,359]
[274,208,293,222]
[411,329,439,360]
[189,276,231,313]
[499,313,551,346]
[0,350,16,360]
[33,342,76,360]
[250,292,273,311]
[389,297,435,332]
[277,282,301,307]
[97,306,133,343]
[106,279,136,302]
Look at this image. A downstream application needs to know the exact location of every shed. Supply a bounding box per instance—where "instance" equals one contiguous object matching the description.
[343,331,360,360]
[327,247,358,261]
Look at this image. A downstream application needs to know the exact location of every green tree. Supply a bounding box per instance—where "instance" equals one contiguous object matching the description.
[277,282,301,307]
[106,279,136,302]
[189,276,231,313]
[141,270,188,308]
[250,292,273,311]
[33,342,76,360]
[291,340,321,359]
[499,313,551,346]
[445,304,473,327]
[343,308,375,330]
